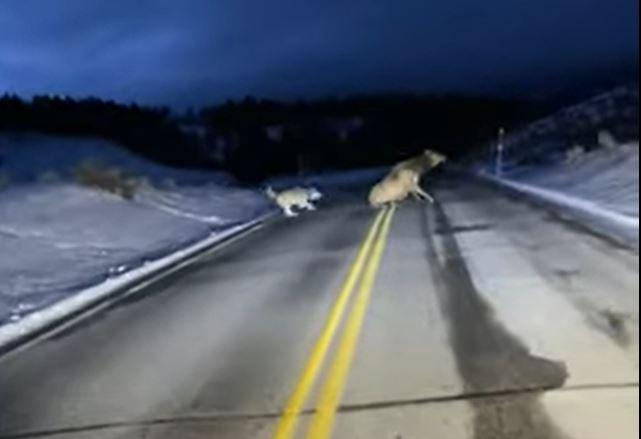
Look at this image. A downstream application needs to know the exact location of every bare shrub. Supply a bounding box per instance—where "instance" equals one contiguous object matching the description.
[38,171,61,183]
[0,171,10,190]
[74,161,140,200]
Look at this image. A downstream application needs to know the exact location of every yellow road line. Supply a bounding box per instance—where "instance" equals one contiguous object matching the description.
[271,208,388,439]
[306,205,396,439]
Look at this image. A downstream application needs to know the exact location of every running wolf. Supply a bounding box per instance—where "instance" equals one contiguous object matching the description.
[369,149,446,207]
[266,186,323,217]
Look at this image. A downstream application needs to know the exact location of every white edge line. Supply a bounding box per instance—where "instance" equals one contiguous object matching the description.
[479,173,640,230]
[0,212,276,352]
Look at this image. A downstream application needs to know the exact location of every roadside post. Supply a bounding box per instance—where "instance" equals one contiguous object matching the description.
[495,127,505,177]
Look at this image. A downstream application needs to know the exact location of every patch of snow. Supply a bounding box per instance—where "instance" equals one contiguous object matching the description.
[473,87,638,245]
[0,132,234,186]
[0,133,273,327]
[135,184,270,226]
[480,143,639,249]
[490,177,639,229]
[0,217,270,352]
[499,144,639,218]
[0,184,211,249]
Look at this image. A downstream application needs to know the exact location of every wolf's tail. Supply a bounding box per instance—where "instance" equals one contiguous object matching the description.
[265,186,277,200]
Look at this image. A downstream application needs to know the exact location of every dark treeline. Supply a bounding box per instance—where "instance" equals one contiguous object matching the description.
[1,93,547,183]
[201,95,546,182]
[0,95,208,168]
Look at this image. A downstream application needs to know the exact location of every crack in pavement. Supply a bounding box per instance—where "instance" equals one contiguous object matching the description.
[1,383,637,438]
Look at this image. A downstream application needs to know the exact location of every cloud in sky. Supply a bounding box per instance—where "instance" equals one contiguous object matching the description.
[0,0,638,107]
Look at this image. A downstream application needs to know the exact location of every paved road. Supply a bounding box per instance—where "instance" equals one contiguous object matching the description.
[0,175,638,439]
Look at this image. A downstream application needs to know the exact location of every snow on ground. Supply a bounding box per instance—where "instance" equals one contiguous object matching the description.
[481,143,639,248]
[136,184,269,226]
[493,143,639,218]
[0,133,234,186]
[0,133,388,328]
[475,85,639,246]
[0,133,272,326]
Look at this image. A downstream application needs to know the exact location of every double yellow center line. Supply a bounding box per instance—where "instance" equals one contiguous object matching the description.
[272,205,396,439]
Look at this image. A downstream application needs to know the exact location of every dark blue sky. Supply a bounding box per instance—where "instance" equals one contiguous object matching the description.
[0,0,638,107]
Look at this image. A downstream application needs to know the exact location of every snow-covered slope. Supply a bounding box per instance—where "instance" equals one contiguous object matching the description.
[476,86,639,247]
[0,133,272,325]
[136,184,269,226]
[503,143,639,218]
[0,133,234,186]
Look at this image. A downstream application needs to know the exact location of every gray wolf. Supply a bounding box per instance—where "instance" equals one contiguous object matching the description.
[266,186,323,217]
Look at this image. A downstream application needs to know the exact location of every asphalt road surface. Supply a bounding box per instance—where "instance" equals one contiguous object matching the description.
[0,174,638,439]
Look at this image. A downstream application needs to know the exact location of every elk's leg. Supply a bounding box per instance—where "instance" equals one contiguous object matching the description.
[414,186,434,203]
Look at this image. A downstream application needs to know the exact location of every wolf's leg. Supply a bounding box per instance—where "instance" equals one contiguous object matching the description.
[301,200,316,211]
[283,205,298,217]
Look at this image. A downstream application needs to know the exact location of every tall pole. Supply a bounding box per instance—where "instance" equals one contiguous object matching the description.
[495,127,505,177]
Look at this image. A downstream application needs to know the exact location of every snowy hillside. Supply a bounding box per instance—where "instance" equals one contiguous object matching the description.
[0,133,234,186]
[0,134,272,325]
[503,142,639,218]
[477,85,639,246]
